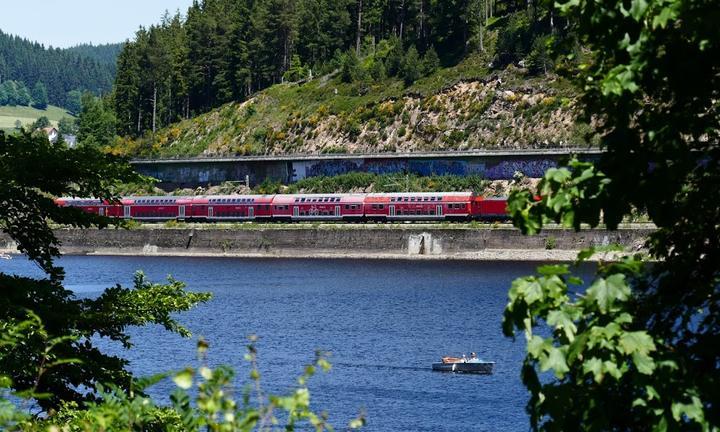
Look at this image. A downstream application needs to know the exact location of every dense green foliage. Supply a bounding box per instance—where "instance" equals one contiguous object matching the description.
[0,132,210,413]
[254,172,494,195]
[77,93,116,148]
[504,0,719,429]
[64,42,124,68]
[113,0,566,139]
[1,319,360,431]
[0,30,115,109]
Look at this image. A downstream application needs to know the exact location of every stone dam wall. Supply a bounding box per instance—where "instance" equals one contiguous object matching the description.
[0,226,653,261]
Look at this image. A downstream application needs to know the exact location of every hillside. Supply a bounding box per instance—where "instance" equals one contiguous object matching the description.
[64,43,124,67]
[112,55,591,159]
[0,104,73,132]
[0,30,115,108]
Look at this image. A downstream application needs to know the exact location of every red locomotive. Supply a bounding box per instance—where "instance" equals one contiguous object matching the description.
[55,192,509,222]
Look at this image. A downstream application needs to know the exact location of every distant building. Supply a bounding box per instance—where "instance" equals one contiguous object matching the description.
[42,127,59,143]
[63,134,77,147]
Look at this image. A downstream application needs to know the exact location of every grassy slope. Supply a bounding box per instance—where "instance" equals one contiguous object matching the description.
[0,105,74,131]
[113,34,592,158]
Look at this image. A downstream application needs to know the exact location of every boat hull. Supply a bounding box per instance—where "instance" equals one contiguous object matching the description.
[431,361,495,374]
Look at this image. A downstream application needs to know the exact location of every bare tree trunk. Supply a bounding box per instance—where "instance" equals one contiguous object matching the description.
[399,0,406,41]
[356,0,363,54]
[419,0,425,43]
[152,84,157,133]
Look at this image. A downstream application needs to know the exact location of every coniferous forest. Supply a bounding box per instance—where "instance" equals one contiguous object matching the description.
[0,30,116,110]
[114,0,565,138]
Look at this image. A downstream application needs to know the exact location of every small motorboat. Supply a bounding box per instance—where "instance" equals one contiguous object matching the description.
[432,354,495,374]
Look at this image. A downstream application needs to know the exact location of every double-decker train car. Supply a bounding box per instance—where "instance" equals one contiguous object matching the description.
[189,195,275,221]
[271,194,365,221]
[55,192,509,222]
[55,198,125,218]
[364,192,472,221]
[122,196,193,221]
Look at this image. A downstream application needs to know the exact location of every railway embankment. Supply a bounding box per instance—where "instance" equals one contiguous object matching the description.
[1,225,654,261]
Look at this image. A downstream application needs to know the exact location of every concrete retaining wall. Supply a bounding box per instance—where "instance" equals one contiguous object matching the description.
[0,226,653,261]
[132,150,602,191]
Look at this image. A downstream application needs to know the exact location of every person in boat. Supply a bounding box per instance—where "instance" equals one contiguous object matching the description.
[461,354,467,363]
[468,352,479,363]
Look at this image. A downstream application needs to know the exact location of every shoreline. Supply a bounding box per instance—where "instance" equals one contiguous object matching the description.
[1,225,652,263]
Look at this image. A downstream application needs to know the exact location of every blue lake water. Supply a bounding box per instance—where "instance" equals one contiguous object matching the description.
[1,256,594,431]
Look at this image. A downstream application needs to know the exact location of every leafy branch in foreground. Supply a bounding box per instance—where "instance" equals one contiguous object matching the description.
[0,272,210,411]
[1,318,364,431]
[503,0,718,428]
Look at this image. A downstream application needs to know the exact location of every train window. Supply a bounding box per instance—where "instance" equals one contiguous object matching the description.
[379,205,385,209]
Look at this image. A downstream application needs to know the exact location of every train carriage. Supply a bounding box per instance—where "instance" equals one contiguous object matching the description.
[122,196,192,221]
[365,192,473,221]
[55,198,125,218]
[271,194,365,221]
[190,195,274,221]
[471,197,509,220]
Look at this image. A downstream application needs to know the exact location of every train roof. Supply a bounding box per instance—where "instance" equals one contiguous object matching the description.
[272,193,366,205]
[124,196,194,204]
[192,195,275,204]
[366,192,472,202]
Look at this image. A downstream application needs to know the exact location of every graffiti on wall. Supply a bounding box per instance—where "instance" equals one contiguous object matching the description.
[481,159,558,180]
[295,157,559,181]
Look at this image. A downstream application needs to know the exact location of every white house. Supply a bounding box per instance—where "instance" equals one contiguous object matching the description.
[42,127,59,143]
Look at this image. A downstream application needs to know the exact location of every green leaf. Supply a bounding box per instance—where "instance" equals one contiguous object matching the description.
[672,396,705,423]
[173,368,194,390]
[528,335,549,357]
[540,347,570,377]
[586,274,629,313]
[584,357,604,383]
[629,0,648,20]
[619,331,655,355]
[632,352,656,375]
[547,310,577,342]
[652,5,678,28]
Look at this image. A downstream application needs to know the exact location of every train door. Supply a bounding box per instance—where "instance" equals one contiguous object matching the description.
[437,205,443,217]
[248,207,254,218]
[390,205,396,217]
[123,205,131,219]
[335,206,341,217]
[208,207,214,218]
[293,207,299,218]
[98,207,105,216]
[179,205,186,219]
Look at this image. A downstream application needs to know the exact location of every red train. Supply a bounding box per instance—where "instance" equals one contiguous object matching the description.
[55,192,509,222]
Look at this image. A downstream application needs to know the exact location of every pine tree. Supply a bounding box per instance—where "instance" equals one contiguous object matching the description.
[385,36,405,77]
[401,45,421,85]
[340,48,364,83]
[31,81,48,109]
[421,45,440,76]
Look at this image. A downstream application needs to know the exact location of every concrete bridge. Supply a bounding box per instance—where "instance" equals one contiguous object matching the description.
[130,148,602,191]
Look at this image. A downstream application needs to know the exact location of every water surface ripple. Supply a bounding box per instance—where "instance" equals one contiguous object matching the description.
[2,256,594,431]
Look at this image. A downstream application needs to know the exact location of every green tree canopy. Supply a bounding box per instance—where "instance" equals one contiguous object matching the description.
[31,81,49,109]
[77,92,116,148]
[32,116,51,130]
[503,0,720,429]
